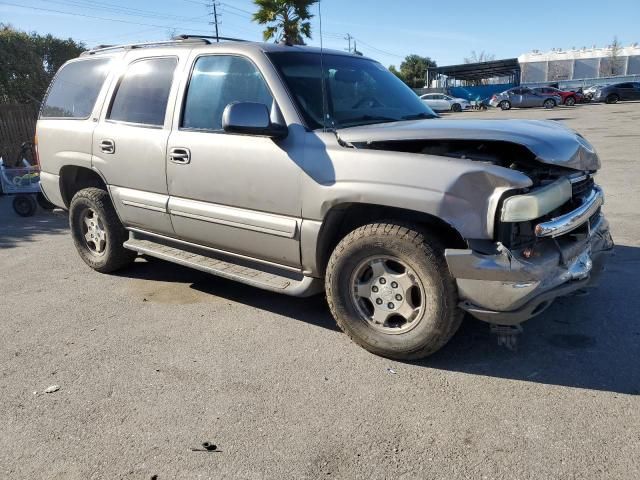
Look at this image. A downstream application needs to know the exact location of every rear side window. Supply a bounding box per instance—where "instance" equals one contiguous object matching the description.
[41,58,110,119]
[182,55,273,131]
[108,57,177,126]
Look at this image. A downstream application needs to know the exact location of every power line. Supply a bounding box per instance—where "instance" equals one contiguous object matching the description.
[0,1,210,31]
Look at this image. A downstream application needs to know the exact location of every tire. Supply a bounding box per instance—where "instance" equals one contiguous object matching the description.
[605,94,619,104]
[36,191,56,211]
[451,103,462,112]
[543,99,556,109]
[565,96,576,106]
[325,222,463,360]
[69,187,136,273]
[499,100,511,110]
[13,195,37,217]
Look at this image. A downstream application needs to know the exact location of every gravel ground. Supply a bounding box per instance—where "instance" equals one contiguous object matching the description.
[1,101,639,479]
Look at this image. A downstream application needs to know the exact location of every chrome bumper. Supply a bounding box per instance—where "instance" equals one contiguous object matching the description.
[535,186,604,237]
[445,212,614,325]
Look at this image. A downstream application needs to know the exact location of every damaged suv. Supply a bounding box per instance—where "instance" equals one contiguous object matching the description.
[37,37,613,359]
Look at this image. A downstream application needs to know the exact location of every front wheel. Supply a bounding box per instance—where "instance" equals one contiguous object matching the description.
[543,99,556,109]
[325,223,463,360]
[565,96,576,106]
[451,103,462,112]
[69,187,136,273]
[499,100,511,110]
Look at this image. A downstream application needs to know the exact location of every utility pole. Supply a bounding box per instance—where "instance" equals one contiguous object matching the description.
[344,33,353,53]
[209,1,221,42]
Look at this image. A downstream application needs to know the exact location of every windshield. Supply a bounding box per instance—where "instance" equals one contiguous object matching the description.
[267,52,437,129]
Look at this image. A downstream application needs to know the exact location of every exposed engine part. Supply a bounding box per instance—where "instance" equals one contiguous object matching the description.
[490,324,523,351]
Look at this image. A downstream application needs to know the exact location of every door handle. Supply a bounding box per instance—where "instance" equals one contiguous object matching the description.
[169,147,191,164]
[100,139,115,154]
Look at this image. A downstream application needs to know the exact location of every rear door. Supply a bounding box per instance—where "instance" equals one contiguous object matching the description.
[632,83,640,100]
[92,53,185,236]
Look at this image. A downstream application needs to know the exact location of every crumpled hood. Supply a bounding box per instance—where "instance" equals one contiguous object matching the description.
[337,119,600,171]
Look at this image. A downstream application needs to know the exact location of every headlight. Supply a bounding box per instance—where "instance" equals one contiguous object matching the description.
[501,178,572,222]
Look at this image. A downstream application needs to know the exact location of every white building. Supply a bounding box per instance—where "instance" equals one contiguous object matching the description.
[518,44,640,84]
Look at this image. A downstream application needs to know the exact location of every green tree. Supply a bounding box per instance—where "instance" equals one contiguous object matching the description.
[0,25,85,104]
[399,54,437,88]
[388,65,404,81]
[252,0,317,45]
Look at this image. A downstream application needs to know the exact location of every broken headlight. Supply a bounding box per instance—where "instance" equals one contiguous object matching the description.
[501,177,572,222]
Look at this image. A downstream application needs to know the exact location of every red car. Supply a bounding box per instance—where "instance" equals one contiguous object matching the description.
[532,87,584,106]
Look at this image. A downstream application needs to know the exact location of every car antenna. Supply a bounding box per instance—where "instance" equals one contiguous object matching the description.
[318,0,334,134]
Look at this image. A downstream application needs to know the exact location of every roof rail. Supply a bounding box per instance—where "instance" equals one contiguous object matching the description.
[81,37,210,56]
[172,34,249,43]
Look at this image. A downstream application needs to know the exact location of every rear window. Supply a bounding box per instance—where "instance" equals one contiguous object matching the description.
[108,57,177,127]
[41,58,111,119]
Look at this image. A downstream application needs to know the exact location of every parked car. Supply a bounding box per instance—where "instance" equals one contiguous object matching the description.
[532,86,584,106]
[36,37,613,359]
[583,84,607,100]
[489,87,562,110]
[420,93,470,112]
[592,82,640,103]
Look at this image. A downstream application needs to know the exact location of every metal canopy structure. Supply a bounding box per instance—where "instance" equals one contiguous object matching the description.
[432,58,521,84]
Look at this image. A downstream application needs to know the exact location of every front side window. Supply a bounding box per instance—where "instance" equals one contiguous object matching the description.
[182,55,273,131]
[41,58,111,119]
[267,52,437,129]
[108,57,177,126]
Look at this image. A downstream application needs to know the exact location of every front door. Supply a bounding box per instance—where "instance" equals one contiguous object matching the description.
[166,54,302,268]
[93,55,182,236]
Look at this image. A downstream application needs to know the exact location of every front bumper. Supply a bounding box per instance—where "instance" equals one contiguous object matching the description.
[445,211,614,325]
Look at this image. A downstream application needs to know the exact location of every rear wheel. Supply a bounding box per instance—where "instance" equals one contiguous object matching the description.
[499,100,511,110]
[565,96,576,106]
[13,195,37,217]
[605,94,619,104]
[451,103,462,112]
[543,98,556,109]
[69,187,136,273]
[325,223,463,360]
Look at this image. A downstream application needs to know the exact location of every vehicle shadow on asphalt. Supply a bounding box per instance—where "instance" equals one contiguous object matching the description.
[424,244,640,395]
[117,244,639,395]
[0,198,68,249]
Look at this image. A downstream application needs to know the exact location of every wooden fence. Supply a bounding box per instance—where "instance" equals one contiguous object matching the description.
[0,103,38,166]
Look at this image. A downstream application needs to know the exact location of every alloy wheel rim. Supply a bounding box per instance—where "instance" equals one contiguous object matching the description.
[81,208,107,255]
[349,255,426,334]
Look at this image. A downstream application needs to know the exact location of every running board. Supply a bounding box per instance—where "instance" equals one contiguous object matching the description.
[123,237,323,297]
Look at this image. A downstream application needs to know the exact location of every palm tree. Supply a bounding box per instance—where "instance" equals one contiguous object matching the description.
[253,0,317,46]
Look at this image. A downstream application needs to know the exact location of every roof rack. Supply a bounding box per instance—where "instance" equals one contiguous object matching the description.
[172,34,249,43]
[81,37,211,56]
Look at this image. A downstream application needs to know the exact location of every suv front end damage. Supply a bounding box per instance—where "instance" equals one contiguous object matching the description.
[445,177,613,325]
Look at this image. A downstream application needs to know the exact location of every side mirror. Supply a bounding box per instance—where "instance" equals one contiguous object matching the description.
[222,102,288,138]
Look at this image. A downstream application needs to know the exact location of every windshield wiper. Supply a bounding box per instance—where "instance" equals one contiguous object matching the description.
[339,115,399,127]
[401,112,437,120]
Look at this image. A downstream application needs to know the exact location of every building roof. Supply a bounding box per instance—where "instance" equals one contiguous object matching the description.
[434,58,520,80]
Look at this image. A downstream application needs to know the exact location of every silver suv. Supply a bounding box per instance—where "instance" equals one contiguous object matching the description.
[36,36,613,359]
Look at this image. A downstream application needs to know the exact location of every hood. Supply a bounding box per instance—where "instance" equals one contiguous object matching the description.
[337,118,600,171]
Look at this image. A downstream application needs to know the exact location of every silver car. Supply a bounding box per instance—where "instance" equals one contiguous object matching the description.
[420,93,470,112]
[489,87,562,110]
[36,37,613,359]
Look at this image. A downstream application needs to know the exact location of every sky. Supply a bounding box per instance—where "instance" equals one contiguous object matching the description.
[1,0,639,66]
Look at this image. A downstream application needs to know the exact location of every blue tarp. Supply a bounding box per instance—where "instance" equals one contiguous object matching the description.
[448,83,515,101]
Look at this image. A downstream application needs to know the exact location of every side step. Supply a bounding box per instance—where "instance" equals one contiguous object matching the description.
[123,237,323,297]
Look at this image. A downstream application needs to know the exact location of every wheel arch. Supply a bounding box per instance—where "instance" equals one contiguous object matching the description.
[59,165,108,208]
[311,202,467,277]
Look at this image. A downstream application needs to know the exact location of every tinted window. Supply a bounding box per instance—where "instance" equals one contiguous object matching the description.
[182,55,273,131]
[41,58,110,119]
[267,52,436,129]
[108,57,177,126]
